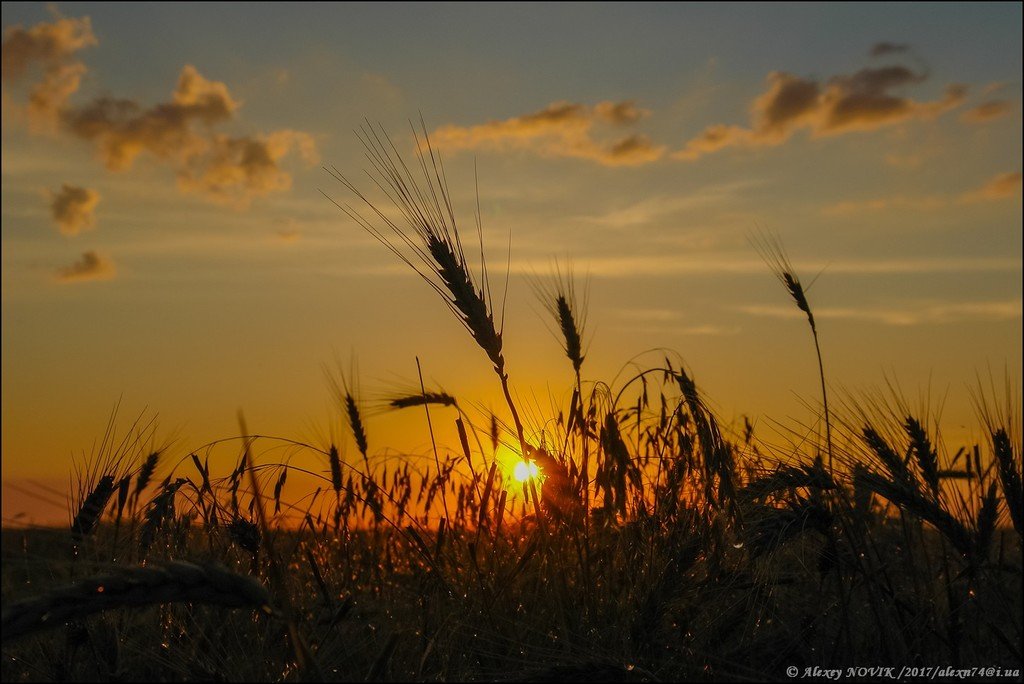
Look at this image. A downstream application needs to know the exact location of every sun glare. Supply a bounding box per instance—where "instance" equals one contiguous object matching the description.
[512,459,540,483]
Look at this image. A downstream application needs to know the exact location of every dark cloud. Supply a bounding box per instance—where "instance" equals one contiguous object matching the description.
[48,184,100,235]
[55,250,115,283]
[821,66,929,133]
[594,101,647,126]
[870,42,911,57]
[676,59,967,160]
[601,134,663,164]
[752,72,821,140]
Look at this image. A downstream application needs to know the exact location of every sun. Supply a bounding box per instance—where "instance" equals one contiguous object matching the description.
[512,459,540,483]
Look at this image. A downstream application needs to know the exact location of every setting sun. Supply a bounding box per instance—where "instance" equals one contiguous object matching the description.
[512,459,540,483]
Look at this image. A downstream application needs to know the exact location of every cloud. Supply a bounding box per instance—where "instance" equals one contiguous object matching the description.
[1,14,96,132]
[959,172,1022,203]
[577,181,761,228]
[54,250,115,283]
[960,99,1014,124]
[592,134,665,166]
[3,15,318,208]
[431,100,665,167]
[615,308,684,323]
[1,14,96,80]
[48,183,100,235]
[26,62,87,131]
[610,309,740,336]
[823,70,960,133]
[673,124,752,160]
[676,60,967,160]
[870,42,911,57]
[58,64,318,207]
[594,100,647,125]
[361,72,401,101]
[62,64,238,170]
[884,152,930,169]
[739,300,1022,326]
[175,129,319,205]
[335,252,1021,282]
[504,254,1020,279]
[822,172,1020,213]
[822,194,948,215]
[61,66,318,207]
[674,324,742,336]
[273,218,302,243]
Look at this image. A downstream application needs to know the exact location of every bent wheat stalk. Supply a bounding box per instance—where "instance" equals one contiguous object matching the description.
[1,561,270,643]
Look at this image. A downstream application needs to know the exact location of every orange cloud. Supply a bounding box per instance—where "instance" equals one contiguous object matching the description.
[1,14,96,132]
[431,100,664,167]
[62,66,317,207]
[273,218,302,243]
[62,65,239,171]
[960,100,1014,124]
[822,195,948,215]
[55,250,115,283]
[676,61,967,160]
[959,172,1022,203]
[1,14,96,79]
[3,15,318,208]
[48,184,100,235]
[741,300,1021,326]
[822,171,1021,214]
[177,130,318,205]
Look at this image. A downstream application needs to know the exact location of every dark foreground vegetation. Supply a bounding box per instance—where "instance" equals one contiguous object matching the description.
[3,127,1021,682]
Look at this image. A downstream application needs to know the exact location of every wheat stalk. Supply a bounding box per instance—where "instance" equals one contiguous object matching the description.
[531,262,587,375]
[325,360,370,468]
[70,475,116,543]
[853,466,973,557]
[325,120,528,455]
[752,231,834,473]
[134,451,160,499]
[992,428,1023,536]
[328,444,344,494]
[905,416,940,498]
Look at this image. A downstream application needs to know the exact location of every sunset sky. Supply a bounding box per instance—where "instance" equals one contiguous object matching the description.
[2,3,1021,524]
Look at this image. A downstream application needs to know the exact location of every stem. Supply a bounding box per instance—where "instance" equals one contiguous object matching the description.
[810,326,834,474]
[495,358,527,457]
[417,357,450,523]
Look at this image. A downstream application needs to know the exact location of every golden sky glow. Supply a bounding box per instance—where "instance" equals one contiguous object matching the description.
[2,3,1021,524]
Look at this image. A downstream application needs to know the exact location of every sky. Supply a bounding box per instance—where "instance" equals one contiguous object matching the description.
[2,2,1021,524]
